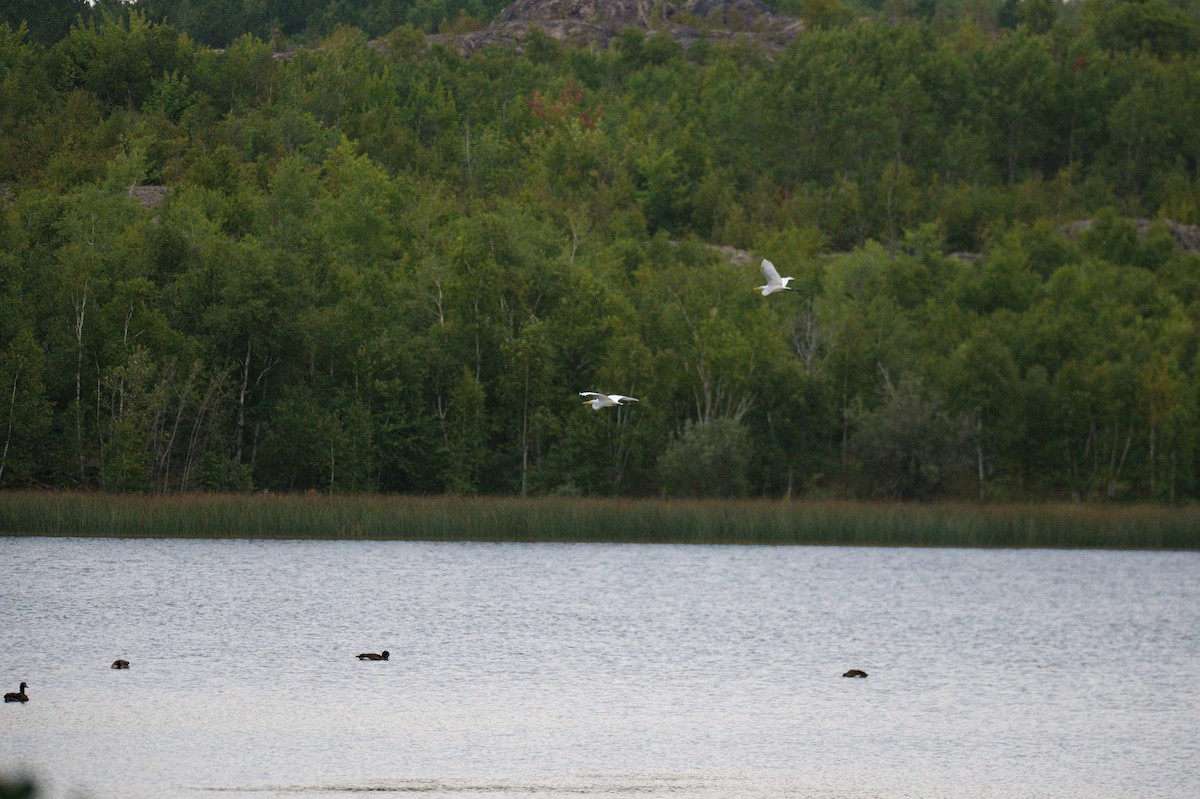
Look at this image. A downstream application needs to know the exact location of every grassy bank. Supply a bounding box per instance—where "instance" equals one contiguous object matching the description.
[1,491,1198,549]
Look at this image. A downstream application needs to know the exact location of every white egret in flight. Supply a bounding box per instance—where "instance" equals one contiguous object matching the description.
[757,258,794,296]
[579,392,639,410]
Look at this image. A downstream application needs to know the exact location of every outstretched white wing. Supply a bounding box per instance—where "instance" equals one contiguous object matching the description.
[580,392,638,409]
[760,259,783,286]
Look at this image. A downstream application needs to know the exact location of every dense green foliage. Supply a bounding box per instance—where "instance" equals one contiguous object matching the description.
[3,0,1200,501]
[1,0,513,46]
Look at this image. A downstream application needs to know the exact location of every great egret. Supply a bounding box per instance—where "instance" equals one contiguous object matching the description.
[757,258,794,296]
[580,392,639,410]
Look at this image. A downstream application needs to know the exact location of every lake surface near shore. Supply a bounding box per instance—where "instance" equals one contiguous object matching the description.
[2,537,1197,798]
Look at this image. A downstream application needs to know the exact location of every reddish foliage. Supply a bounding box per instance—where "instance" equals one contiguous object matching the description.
[525,79,603,130]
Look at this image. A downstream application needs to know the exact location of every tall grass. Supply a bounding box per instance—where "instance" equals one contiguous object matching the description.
[1,491,1197,549]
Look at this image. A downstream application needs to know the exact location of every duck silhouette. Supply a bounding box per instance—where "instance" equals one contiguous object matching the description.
[111,659,130,669]
[842,669,868,678]
[4,682,28,702]
[356,650,389,661]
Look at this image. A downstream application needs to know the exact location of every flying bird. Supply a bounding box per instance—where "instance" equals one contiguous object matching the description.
[580,392,639,410]
[756,258,794,296]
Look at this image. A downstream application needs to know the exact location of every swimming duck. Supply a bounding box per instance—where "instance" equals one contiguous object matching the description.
[356,650,389,661]
[111,660,130,669]
[842,669,868,678]
[4,682,28,702]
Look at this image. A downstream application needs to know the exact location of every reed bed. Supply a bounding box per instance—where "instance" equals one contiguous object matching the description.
[1,491,1197,549]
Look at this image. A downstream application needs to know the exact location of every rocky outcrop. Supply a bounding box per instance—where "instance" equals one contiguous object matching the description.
[432,0,804,56]
[128,185,169,209]
[700,219,1200,268]
[1060,219,1200,254]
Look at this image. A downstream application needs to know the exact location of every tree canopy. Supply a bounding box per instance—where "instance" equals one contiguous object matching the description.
[3,0,1200,501]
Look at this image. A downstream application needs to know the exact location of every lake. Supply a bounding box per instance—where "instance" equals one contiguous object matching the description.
[1,537,1197,798]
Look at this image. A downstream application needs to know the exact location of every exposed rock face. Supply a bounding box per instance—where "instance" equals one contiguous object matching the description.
[433,0,804,55]
[496,0,665,27]
[702,220,1200,267]
[1060,219,1200,254]
[128,185,168,209]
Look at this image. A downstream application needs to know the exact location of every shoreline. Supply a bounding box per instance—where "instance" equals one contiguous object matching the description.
[2,491,1197,550]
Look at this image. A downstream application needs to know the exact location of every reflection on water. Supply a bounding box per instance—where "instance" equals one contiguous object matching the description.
[1,537,1197,799]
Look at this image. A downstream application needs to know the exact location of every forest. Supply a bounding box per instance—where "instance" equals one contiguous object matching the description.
[2,0,1200,502]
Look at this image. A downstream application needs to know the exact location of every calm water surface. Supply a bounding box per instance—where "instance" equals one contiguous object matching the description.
[1,538,1197,799]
